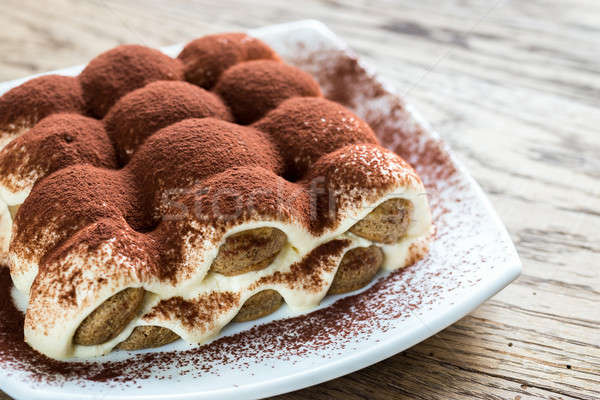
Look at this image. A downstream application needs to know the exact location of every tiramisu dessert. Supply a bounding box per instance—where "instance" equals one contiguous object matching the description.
[0,33,433,360]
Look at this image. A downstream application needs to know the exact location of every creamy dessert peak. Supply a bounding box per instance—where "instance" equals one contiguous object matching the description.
[0,33,433,360]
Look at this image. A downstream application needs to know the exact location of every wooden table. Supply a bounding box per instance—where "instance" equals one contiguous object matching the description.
[0,0,598,398]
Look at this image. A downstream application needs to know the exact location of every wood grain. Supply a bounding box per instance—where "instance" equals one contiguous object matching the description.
[0,0,598,399]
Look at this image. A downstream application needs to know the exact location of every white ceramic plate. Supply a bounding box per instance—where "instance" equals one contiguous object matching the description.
[0,20,521,400]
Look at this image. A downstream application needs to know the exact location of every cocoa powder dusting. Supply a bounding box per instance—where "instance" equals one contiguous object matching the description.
[214,60,322,124]
[12,165,145,259]
[253,239,350,292]
[253,96,378,180]
[104,81,232,164]
[79,44,184,118]
[0,113,117,192]
[0,75,86,133]
[178,33,279,88]
[5,39,411,296]
[320,56,385,108]
[0,32,473,389]
[146,292,240,329]
[128,118,284,217]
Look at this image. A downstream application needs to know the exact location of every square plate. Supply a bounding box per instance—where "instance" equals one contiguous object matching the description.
[0,20,521,400]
